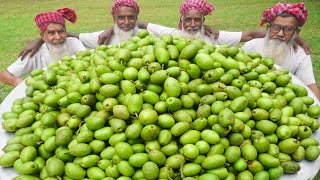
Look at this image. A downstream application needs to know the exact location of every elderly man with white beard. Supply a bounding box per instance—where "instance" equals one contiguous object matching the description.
[0,8,86,86]
[135,0,266,46]
[74,0,142,48]
[97,0,310,53]
[18,0,144,59]
[242,2,320,100]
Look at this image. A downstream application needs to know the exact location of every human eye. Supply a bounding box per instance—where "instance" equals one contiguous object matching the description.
[128,16,135,20]
[184,18,191,23]
[195,18,202,22]
[117,16,124,20]
[271,24,281,30]
[47,30,54,35]
[284,26,295,33]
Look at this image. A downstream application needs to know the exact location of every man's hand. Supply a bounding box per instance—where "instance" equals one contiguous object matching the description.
[0,70,23,87]
[98,27,114,45]
[13,78,23,86]
[204,25,219,40]
[18,38,44,60]
[294,36,311,55]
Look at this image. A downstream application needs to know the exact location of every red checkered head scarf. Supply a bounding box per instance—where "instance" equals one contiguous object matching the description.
[178,0,215,29]
[111,0,140,15]
[35,7,77,33]
[260,2,308,27]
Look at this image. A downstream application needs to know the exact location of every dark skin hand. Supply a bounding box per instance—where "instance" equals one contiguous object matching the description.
[18,38,44,60]
[98,27,114,45]
[204,25,219,40]
[295,36,311,54]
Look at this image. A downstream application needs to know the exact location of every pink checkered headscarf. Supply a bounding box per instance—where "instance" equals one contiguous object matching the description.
[178,0,215,29]
[35,7,77,33]
[111,0,140,15]
[260,2,308,26]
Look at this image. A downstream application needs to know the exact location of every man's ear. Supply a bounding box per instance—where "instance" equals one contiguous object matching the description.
[112,15,116,23]
[40,33,46,42]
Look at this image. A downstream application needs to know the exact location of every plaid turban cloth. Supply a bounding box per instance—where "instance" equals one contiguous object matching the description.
[35,7,77,33]
[260,2,308,26]
[111,0,140,15]
[178,0,215,29]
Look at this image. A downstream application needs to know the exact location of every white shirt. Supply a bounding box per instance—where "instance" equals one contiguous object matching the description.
[242,38,315,85]
[7,37,86,77]
[147,23,242,46]
[79,30,105,49]
[79,28,143,49]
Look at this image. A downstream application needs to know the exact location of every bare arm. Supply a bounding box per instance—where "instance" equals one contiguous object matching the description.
[138,22,149,30]
[97,27,114,45]
[308,84,320,101]
[0,70,23,86]
[240,30,266,42]
[204,25,219,40]
[295,36,311,55]
[19,38,44,60]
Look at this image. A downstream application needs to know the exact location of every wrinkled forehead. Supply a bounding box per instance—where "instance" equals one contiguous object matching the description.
[44,23,66,32]
[114,6,138,17]
[182,9,203,19]
[272,16,297,27]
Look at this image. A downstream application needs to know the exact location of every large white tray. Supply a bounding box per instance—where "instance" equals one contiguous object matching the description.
[0,69,319,180]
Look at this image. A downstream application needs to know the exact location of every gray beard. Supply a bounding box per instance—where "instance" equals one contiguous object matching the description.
[181,25,205,40]
[263,33,292,66]
[47,42,70,60]
[114,24,139,42]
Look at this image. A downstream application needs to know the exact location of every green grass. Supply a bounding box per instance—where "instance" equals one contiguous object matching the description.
[0,0,320,179]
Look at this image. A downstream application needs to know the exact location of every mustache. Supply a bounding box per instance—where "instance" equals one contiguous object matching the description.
[114,23,139,42]
[122,26,135,30]
[186,27,201,31]
[52,39,66,45]
[47,41,70,60]
[271,37,286,42]
[47,41,67,50]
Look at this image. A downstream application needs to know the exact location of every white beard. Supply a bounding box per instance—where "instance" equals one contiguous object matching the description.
[181,25,205,40]
[263,32,293,66]
[114,23,139,42]
[47,42,70,60]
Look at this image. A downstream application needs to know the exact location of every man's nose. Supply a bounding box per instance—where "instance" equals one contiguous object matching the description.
[124,17,130,25]
[190,20,196,27]
[54,32,61,39]
[277,28,285,36]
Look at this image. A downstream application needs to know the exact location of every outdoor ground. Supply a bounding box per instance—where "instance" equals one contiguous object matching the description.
[0,0,319,178]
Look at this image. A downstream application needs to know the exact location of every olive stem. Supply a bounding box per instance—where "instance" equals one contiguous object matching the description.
[180,163,184,179]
